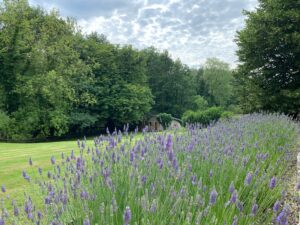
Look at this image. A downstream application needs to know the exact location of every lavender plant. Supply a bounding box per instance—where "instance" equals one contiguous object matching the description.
[0,113,298,224]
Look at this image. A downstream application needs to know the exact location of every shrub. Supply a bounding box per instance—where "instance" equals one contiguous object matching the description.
[221,111,235,119]
[157,113,173,129]
[182,110,195,123]
[183,107,224,125]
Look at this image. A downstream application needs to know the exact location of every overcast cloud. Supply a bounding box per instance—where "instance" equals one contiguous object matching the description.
[27,0,258,67]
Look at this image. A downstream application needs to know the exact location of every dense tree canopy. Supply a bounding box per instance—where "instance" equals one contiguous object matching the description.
[235,0,300,116]
[3,0,288,140]
[0,0,210,140]
[203,58,234,107]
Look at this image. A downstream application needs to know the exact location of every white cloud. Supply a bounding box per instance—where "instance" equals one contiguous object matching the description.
[27,0,259,67]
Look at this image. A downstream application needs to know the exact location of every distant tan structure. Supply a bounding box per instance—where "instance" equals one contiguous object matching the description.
[147,115,182,131]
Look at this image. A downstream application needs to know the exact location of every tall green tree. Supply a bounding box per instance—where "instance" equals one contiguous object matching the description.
[143,48,195,117]
[236,0,300,116]
[0,0,92,139]
[77,35,153,129]
[203,58,233,107]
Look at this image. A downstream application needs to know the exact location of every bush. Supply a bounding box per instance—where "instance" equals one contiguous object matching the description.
[182,107,224,125]
[221,111,235,119]
[157,113,173,129]
[182,110,195,123]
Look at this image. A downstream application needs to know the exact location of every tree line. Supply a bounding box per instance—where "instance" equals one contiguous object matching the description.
[0,0,236,140]
[0,0,298,141]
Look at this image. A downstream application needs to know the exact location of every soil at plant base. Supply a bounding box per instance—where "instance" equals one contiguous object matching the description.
[270,131,300,225]
[285,136,300,224]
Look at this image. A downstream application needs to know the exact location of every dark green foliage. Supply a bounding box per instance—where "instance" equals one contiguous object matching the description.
[156,113,172,129]
[142,48,196,118]
[0,0,154,140]
[182,107,224,125]
[235,0,300,116]
[0,0,203,140]
[0,110,10,138]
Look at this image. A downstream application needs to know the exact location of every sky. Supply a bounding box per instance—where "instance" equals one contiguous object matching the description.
[27,0,258,67]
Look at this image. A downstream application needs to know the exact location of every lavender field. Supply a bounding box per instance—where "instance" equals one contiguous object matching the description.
[0,114,299,225]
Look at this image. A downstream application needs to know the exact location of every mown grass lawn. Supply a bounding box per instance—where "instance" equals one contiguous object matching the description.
[0,140,88,200]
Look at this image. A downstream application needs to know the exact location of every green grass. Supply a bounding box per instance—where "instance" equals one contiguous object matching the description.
[0,140,89,199]
[0,133,145,202]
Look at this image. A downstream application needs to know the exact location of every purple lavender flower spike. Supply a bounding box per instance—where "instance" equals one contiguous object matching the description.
[51,156,56,165]
[165,134,173,151]
[80,190,89,200]
[277,210,288,225]
[297,182,300,191]
[251,203,258,216]
[269,176,276,189]
[1,185,6,193]
[130,151,135,162]
[273,200,280,212]
[172,159,179,171]
[244,172,253,186]
[191,175,197,185]
[83,218,90,225]
[230,190,238,203]
[229,182,234,194]
[209,189,218,205]
[27,212,34,220]
[124,206,131,225]
[0,218,4,225]
[45,196,51,205]
[14,206,19,216]
[38,168,42,175]
[231,216,238,225]
[37,211,43,220]
[22,170,27,178]
[237,201,244,212]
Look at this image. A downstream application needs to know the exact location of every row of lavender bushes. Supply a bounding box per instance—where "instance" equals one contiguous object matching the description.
[0,113,299,224]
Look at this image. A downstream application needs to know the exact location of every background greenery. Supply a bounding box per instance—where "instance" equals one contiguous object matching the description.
[0,0,299,141]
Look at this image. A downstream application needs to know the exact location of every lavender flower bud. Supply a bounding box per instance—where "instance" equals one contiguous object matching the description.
[14,206,19,216]
[269,176,276,189]
[165,134,173,151]
[209,189,218,205]
[251,203,258,216]
[37,211,43,220]
[273,200,280,212]
[1,185,6,193]
[244,172,253,186]
[231,216,238,225]
[277,210,288,225]
[124,206,131,225]
[83,218,90,225]
[51,156,56,165]
[230,190,238,203]
[297,182,300,191]
[229,182,234,194]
